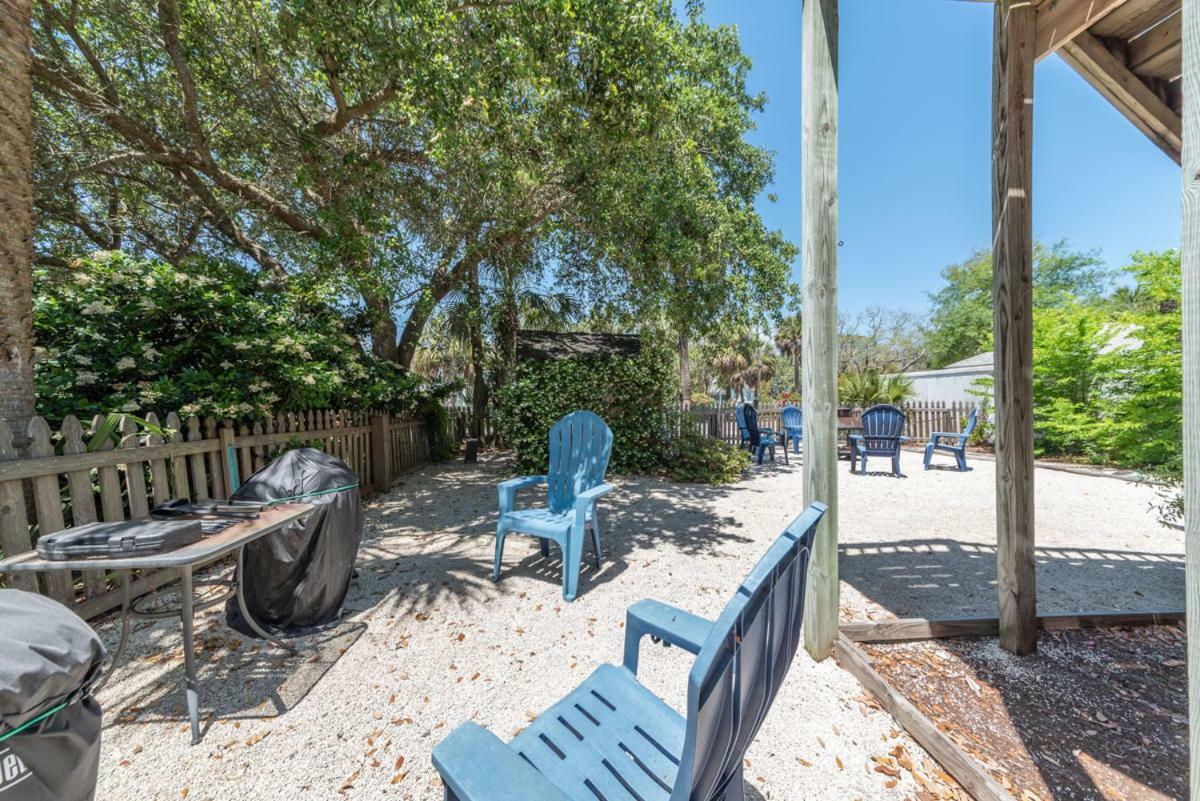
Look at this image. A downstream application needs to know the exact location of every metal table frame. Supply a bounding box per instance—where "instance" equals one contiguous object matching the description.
[0,503,312,744]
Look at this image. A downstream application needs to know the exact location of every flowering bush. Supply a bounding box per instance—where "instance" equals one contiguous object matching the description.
[34,251,440,422]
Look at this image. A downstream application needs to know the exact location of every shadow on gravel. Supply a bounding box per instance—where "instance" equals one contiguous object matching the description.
[840,539,1185,619]
[358,452,784,615]
[98,619,366,735]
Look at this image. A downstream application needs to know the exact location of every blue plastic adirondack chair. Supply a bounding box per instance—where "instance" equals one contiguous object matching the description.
[780,405,803,454]
[735,403,787,465]
[849,404,907,477]
[434,503,828,801]
[493,411,614,602]
[924,406,978,471]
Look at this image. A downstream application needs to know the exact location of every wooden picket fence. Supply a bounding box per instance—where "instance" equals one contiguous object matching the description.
[0,409,431,620]
[684,401,976,445]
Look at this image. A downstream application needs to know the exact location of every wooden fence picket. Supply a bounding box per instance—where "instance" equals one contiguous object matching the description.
[27,417,73,603]
[0,421,36,592]
[61,416,107,599]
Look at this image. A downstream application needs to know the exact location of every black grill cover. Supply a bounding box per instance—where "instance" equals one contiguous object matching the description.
[227,448,362,634]
[0,590,105,801]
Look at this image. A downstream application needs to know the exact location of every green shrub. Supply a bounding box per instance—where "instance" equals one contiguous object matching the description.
[33,251,446,421]
[494,341,674,475]
[662,430,749,484]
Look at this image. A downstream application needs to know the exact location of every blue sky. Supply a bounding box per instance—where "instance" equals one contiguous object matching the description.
[687,0,1182,316]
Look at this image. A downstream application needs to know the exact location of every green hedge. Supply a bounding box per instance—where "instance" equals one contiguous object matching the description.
[495,343,674,474]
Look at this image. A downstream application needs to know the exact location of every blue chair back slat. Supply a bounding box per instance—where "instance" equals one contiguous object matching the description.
[963,406,979,439]
[546,411,613,513]
[861,404,905,450]
[780,405,802,432]
[672,503,825,801]
[742,403,763,449]
[734,404,750,442]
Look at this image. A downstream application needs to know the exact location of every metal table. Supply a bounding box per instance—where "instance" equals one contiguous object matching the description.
[0,503,312,744]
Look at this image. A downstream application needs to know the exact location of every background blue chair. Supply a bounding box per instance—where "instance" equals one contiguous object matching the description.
[735,403,787,465]
[781,405,803,454]
[849,403,907,477]
[924,406,978,471]
[434,503,828,801]
[493,410,614,601]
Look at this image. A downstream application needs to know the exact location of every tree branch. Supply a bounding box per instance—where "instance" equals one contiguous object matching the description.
[156,0,210,159]
[32,56,327,239]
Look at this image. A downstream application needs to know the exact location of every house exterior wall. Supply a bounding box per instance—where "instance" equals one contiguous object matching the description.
[900,366,992,404]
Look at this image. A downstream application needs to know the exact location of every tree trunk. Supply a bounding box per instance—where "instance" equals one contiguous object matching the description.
[0,0,36,444]
[678,333,691,411]
[793,352,801,396]
[494,267,520,395]
[466,260,487,440]
[364,288,399,363]
[396,255,477,370]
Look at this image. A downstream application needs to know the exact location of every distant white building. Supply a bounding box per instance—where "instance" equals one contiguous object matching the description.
[898,325,1142,406]
[899,353,992,405]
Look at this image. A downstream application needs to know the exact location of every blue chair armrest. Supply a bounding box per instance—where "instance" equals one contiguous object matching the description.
[433,723,571,801]
[622,599,714,675]
[575,482,615,506]
[929,432,966,444]
[498,475,546,513]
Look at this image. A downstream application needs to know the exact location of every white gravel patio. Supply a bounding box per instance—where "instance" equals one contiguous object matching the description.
[91,448,1184,801]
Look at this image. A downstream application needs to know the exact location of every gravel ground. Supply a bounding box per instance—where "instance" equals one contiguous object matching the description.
[92,449,1183,800]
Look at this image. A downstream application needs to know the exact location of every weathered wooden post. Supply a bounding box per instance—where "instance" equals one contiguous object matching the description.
[370,412,392,493]
[218,422,238,496]
[1179,1,1199,794]
[992,0,1037,656]
[801,0,839,661]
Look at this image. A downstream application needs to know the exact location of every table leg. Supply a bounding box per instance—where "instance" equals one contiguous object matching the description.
[180,566,201,745]
[235,546,297,656]
[93,570,132,694]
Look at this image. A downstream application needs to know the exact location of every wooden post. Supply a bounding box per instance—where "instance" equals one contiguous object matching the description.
[370,413,392,493]
[217,422,237,497]
[1179,2,1199,794]
[801,0,839,662]
[992,0,1037,656]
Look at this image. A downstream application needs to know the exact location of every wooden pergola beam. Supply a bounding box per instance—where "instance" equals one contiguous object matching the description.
[992,0,1038,656]
[1059,31,1183,163]
[801,0,840,662]
[1179,3,1198,795]
[1034,0,1130,61]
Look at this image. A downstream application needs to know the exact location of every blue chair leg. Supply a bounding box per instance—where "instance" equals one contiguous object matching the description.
[892,452,902,477]
[588,512,603,569]
[492,521,508,582]
[538,537,550,558]
[924,443,934,469]
[562,525,584,601]
[860,453,868,474]
[955,449,968,471]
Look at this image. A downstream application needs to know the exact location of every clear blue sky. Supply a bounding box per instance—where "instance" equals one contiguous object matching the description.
[685,0,1182,316]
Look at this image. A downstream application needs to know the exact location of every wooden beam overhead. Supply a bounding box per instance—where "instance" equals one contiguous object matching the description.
[1090,0,1180,40]
[1035,0,1130,61]
[1060,31,1182,162]
[992,0,1038,657]
[1128,11,1183,78]
[801,0,840,663]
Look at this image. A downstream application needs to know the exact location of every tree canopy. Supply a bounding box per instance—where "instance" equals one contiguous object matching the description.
[32,0,794,380]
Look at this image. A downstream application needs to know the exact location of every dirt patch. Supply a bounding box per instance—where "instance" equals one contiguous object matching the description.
[862,624,1187,800]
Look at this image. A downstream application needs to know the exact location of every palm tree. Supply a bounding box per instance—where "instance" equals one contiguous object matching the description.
[712,351,748,402]
[774,314,803,395]
[0,0,36,443]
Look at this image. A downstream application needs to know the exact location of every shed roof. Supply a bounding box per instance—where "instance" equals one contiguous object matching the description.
[516,330,642,361]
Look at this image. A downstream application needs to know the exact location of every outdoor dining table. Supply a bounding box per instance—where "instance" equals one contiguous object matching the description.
[837,422,862,460]
[0,502,313,744]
